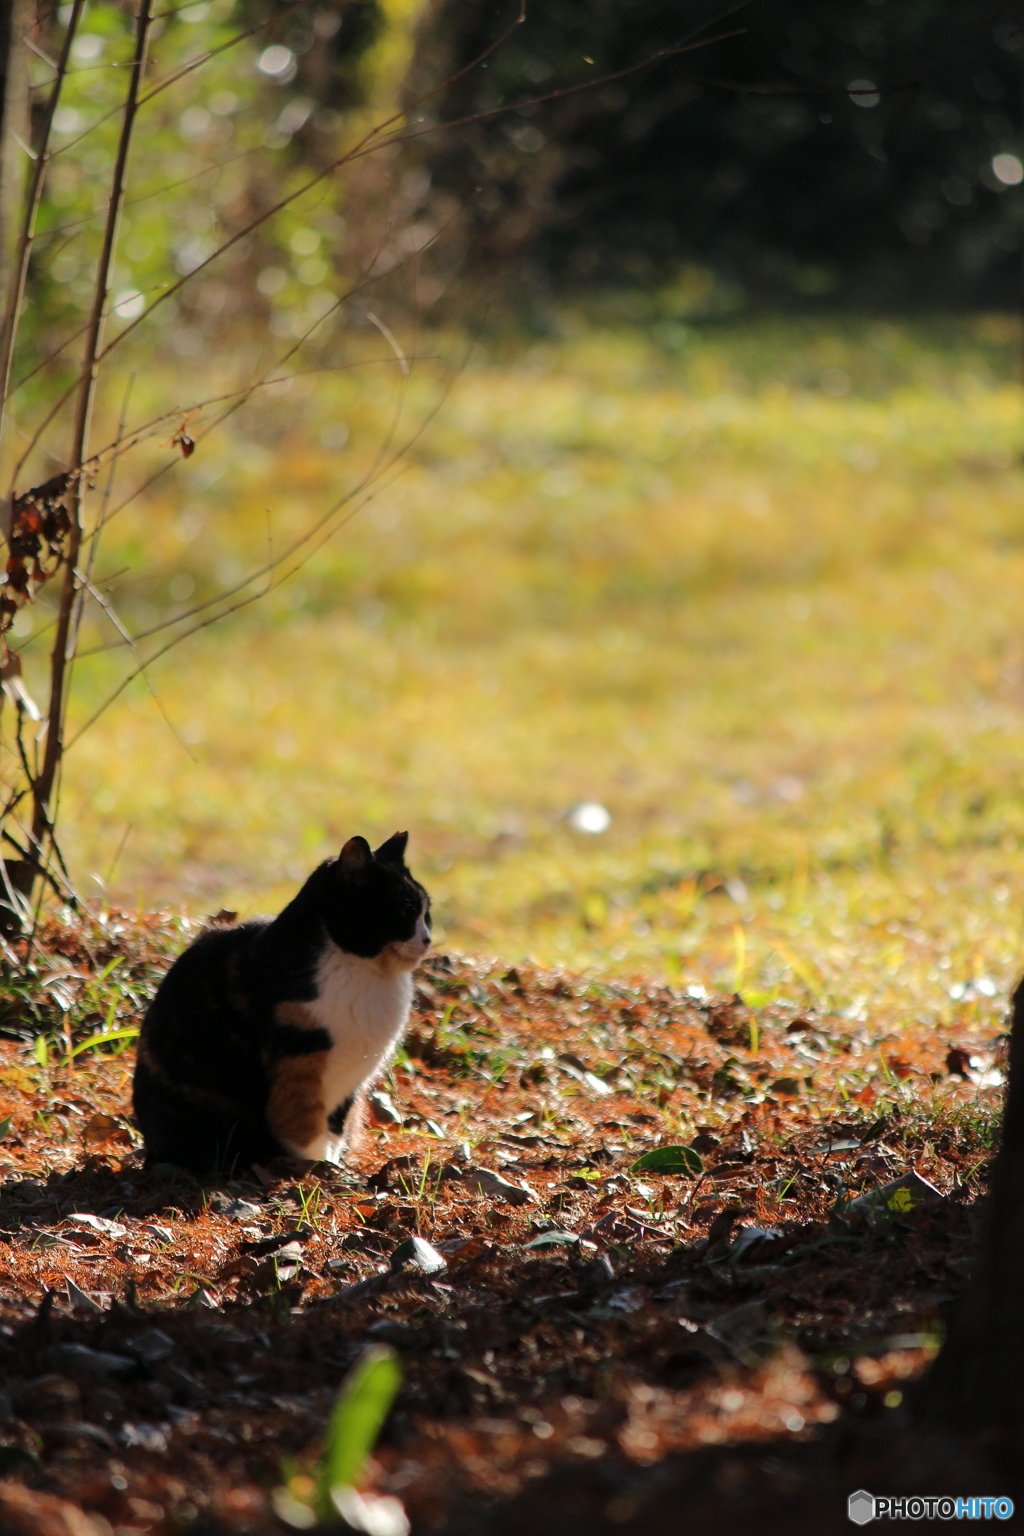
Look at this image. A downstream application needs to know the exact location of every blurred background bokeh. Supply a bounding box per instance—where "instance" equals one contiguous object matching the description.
[1,0,1023,1036]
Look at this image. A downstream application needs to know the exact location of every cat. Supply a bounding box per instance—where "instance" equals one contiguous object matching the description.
[132,832,431,1176]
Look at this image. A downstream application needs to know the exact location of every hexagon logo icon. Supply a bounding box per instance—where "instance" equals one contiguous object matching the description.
[848,1490,875,1525]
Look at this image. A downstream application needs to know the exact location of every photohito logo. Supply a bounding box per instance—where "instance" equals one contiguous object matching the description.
[848,1492,1015,1523]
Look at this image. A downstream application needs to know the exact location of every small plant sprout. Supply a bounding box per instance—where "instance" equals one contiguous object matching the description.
[272,1345,406,1531]
[294,1184,323,1230]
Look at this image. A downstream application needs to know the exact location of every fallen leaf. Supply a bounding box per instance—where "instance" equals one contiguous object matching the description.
[63,1278,103,1313]
[367,1090,403,1126]
[461,1167,538,1205]
[81,1112,130,1147]
[240,1228,310,1256]
[704,1207,744,1260]
[125,1329,176,1366]
[557,1054,614,1094]
[847,1171,945,1223]
[390,1235,447,1274]
[62,1213,127,1239]
[728,1226,785,1263]
[367,1156,418,1193]
[142,1223,173,1244]
[630,1144,703,1176]
[945,1046,976,1078]
[54,1344,136,1380]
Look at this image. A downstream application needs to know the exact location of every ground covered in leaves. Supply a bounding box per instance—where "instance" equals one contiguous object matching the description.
[0,911,1012,1534]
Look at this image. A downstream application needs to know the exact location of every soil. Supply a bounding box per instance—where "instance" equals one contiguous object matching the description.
[0,913,1012,1533]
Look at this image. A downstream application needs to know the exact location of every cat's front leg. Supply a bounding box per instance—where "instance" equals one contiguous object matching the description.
[321,1092,364,1163]
[266,1051,331,1160]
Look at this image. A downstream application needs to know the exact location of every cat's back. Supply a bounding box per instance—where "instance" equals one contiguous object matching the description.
[142,918,270,1036]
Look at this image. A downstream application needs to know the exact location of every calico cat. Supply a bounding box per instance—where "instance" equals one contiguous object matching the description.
[132,832,430,1176]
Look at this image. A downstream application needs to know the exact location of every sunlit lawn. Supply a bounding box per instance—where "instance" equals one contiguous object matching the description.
[17,314,1024,1040]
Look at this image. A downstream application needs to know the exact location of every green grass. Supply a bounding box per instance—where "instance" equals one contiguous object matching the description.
[13,314,1024,1035]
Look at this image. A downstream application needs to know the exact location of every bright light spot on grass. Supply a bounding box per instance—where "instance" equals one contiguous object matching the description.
[113,289,145,321]
[773,776,805,803]
[259,45,296,79]
[569,802,611,834]
[992,153,1024,186]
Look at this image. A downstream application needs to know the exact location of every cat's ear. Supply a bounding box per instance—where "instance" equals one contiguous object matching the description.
[374,830,409,868]
[338,836,373,876]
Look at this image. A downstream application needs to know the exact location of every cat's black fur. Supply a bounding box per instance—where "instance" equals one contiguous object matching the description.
[132,832,430,1176]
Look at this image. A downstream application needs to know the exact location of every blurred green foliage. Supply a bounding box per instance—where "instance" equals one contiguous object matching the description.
[400,0,1024,310]
[10,0,390,437]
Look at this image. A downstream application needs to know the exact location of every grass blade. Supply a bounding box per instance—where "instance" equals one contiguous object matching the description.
[315,1345,402,1524]
[67,1027,140,1061]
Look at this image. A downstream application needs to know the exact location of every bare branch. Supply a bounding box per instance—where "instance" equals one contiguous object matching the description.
[27,0,155,904]
[74,565,196,762]
[0,0,85,448]
[65,326,477,748]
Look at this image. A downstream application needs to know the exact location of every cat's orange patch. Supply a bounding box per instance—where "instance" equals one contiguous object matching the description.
[265,1002,329,1149]
[266,1052,328,1149]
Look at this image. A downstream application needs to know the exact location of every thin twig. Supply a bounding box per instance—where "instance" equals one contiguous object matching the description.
[65,327,477,748]
[69,371,134,665]
[74,566,196,762]
[0,0,84,452]
[27,0,155,906]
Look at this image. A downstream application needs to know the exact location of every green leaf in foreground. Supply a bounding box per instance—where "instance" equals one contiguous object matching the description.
[0,1117,10,1140]
[315,1345,402,1524]
[0,1444,42,1475]
[630,1144,704,1176]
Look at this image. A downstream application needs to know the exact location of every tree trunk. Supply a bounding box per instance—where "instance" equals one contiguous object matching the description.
[918,974,1024,1427]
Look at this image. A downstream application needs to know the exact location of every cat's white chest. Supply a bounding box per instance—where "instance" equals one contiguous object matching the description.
[304,945,412,1160]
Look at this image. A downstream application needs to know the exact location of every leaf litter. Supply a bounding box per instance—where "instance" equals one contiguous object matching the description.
[0,910,1010,1532]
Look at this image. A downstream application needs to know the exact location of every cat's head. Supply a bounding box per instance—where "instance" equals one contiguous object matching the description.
[325,831,431,967]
